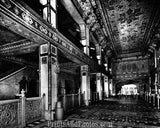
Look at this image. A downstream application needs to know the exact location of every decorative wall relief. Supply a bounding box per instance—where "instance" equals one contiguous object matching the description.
[112,58,149,80]
[25,98,42,123]
[0,101,18,128]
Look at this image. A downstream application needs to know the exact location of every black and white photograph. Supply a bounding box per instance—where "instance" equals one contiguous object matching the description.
[0,0,160,127]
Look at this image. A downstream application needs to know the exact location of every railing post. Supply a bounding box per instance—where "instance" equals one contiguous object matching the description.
[72,94,74,108]
[149,93,151,103]
[153,94,155,106]
[42,93,46,118]
[21,89,26,128]
[63,90,66,111]
[145,92,147,101]
[158,94,160,109]
[78,90,81,107]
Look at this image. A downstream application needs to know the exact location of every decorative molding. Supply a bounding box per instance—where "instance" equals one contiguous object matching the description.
[41,57,48,64]
[60,62,80,74]
[40,44,48,55]
[76,0,107,49]
[0,56,37,67]
[0,0,100,72]
[51,44,57,55]
[112,58,149,81]
[98,0,157,55]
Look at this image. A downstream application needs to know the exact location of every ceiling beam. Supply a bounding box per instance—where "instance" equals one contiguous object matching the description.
[142,3,160,55]
[0,1,101,72]
[96,0,118,56]
[0,56,38,67]
[0,39,38,55]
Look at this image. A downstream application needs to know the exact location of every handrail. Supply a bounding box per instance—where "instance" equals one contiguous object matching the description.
[0,99,19,104]
[26,97,41,100]
[0,66,27,82]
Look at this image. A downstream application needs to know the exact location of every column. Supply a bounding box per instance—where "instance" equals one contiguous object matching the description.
[96,73,102,100]
[40,0,57,28]
[40,43,59,120]
[81,26,90,55]
[155,50,158,94]
[81,65,90,106]
[109,79,113,96]
[80,24,90,106]
[96,44,102,65]
[104,75,109,98]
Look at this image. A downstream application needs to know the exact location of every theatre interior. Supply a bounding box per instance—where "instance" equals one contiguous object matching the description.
[0,0,160,128]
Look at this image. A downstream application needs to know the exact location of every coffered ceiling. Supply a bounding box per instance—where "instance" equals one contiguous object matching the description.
[99,0,156,55]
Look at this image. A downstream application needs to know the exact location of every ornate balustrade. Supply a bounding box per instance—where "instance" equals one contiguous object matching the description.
[58,92,100,113]
[144,91,160,109]
[25,97,43,124]
[0,0,100,72]
[58,93,85,112]
[0,90,45,128]
[0,99,19,128]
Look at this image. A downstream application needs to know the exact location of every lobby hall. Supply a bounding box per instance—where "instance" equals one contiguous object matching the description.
[0,0,160,128]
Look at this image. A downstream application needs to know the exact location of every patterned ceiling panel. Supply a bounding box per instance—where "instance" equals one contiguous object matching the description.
[101,0,153,52]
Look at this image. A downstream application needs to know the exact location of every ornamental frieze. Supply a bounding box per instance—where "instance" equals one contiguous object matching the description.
[0,0,99,71]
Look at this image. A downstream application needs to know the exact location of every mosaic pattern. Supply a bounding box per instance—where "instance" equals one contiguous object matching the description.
[101,0,153,52]
[66,97,160,128]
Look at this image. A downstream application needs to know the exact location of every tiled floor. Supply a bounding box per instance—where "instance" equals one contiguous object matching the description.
[26,97,160,128]
[25,119,48,128]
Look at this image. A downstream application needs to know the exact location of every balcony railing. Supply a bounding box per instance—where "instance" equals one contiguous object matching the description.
[0,91,44,128]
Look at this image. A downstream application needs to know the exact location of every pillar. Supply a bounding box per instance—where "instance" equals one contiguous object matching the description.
[104,75,109,98]
[96,73,102,100]
[109,79,113,96]
[39,43,59,120]
[81,65,90,106]
[40,0,57,28]
[96,44,102,65]
[80,24,90,106]
[155,50,158,94]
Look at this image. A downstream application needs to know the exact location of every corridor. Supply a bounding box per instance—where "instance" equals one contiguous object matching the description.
[65,97,160,128]
[25,96,160,128]
[0,0,160,128]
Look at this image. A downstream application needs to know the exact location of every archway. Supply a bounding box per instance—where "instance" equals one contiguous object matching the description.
[120,84,138,96]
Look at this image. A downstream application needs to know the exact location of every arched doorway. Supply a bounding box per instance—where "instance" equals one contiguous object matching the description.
[120,84,138,96]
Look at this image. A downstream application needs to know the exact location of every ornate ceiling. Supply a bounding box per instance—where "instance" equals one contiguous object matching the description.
[0,26,24,45]
[100,0,154,54]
